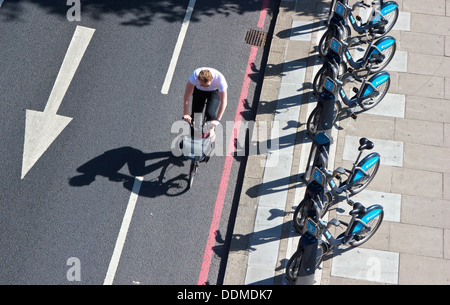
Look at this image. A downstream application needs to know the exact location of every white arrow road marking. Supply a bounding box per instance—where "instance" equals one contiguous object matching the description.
[161,0,196,94]
[21,26,95,179]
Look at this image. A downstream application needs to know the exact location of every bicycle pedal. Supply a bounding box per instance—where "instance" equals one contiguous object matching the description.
[351,113,358,120]
[352,87,359,93]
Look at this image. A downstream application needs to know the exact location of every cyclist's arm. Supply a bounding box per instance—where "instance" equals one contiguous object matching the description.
[183,81,195,120]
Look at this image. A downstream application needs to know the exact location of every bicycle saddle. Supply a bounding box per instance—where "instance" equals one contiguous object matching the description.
[358,137,374,151]
[349,202,367,216]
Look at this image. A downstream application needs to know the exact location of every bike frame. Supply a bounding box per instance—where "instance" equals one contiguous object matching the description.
[322,72,388,110]
[329,0,397,35]
[312,151,380,201]
[305,202,383,250]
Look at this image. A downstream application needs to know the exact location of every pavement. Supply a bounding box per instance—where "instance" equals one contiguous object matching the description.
[223,0,450,285]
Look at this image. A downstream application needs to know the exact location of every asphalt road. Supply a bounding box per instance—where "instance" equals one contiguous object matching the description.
[0,0,278,284]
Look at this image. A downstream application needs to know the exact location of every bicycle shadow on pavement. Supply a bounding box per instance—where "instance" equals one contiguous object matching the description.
[68,147,189,197]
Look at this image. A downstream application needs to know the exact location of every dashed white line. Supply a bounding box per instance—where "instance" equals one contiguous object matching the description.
[103,176,143,285]
[161,0,196,94]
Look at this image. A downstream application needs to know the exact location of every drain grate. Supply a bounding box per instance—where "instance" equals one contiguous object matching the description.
[245,29,268,47]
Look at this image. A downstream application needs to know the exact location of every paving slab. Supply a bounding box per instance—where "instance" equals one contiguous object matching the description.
[343,135,404,167]
[365,93,405,118]
[391,167,443,199]
[331,247,399,284]
[399,254,450,285]
[394,118,444,146]
[400,31,445,56]
[339,190,402,223]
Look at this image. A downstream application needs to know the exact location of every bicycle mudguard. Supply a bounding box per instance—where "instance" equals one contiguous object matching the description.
[371,2,398,23]
[369,36,396,56]
[361,71,390,96]
[375,1,398,21]
[351,204,383,233]
[350,152,380,183]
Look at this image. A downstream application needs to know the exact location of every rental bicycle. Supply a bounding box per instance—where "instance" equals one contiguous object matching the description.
[319,0,399,57]
[314,35,396,96]
[294,134,380,233]
[307,69,391,137]
[286,195,384,283]
[178,114,214,189]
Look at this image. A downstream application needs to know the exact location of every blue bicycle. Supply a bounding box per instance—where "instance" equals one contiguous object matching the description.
[286,195,384,283]
[319,0,399,57]
[314,35,396,96]
[307,71,391,137]
[294,134,380,232]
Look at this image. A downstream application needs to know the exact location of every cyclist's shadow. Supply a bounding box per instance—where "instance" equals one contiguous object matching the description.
[68,147,189,197]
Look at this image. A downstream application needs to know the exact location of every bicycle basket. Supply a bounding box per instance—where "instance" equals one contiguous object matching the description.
[179,135,214,162]
[322,76,338,95]
[304,217,321,238]
[328,37,343,56]
[312,167,327,187]
[334,1,350,19]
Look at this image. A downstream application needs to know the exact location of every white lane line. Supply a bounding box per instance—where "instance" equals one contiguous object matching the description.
[103,176,143,285]
[161,0,196,94]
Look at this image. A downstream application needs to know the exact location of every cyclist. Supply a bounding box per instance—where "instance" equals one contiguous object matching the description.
[183,67,228,141]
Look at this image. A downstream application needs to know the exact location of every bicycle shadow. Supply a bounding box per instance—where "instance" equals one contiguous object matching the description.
[68,147,189,197]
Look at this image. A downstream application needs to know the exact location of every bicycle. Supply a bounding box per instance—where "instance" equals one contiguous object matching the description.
[178,114,214,189]
[319,0,399,57]
[307,69,391,137]
[294,134,380,232]
[314,35,396,96]
[286,195,384,284]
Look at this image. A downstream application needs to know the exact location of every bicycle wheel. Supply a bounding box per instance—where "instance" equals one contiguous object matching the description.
[350,209,384,247]
[359,71,390,111]
[285,243,327,283]
[188,160,198,189]
[320,192,333,217]
[318,28,334,58]
[293,198,310,233]
[285,247,304,283]
[313,65,327,96]
[306,101,342,137]
[369,36,397,73]
[349,152,380,195]
[318,24,351,58]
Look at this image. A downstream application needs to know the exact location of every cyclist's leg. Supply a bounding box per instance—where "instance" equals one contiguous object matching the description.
[205,90,220,141]
[205,90,220,121]
[191,87,208,135]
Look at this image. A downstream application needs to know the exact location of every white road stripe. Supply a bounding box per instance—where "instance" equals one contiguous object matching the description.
[103,176,143,285]
[161,0,196,94]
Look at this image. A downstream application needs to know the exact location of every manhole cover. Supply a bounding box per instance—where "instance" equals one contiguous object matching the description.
[245,29,268,47]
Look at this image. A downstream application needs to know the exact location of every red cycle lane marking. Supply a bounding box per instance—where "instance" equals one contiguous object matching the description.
[197,46,258,285]
[257,0,269,28]
[197,0,269,285]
